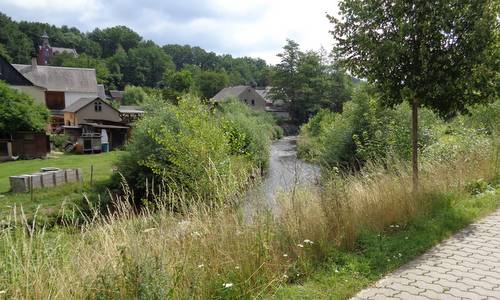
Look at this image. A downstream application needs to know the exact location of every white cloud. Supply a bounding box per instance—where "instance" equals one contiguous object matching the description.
[0,0,340,64]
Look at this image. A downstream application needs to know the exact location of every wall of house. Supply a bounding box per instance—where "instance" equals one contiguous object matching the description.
[64,112,76,126]
[64,91,98,107]
[74,100,122,125]
[11,86,46,104]
[238,88,267,111]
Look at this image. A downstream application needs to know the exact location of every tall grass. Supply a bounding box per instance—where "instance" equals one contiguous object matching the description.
[0,146,497,299]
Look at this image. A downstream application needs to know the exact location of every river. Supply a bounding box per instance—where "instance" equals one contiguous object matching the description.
[243,136,320,215]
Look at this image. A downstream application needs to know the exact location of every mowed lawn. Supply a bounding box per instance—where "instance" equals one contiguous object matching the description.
[0,151,121,219]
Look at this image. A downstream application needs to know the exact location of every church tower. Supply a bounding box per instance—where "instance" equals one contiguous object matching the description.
[37,31,52,65]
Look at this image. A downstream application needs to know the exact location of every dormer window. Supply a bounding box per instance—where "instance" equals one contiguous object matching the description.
[94,101,102,112]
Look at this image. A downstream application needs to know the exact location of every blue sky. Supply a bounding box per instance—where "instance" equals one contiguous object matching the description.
[0,0,340,64]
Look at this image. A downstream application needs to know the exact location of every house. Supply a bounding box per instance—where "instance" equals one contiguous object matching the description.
[13,58,98,130]
[256,86,290,119]
[37,32,78,66]
[212,86,267,111]
[63,97,129,152]
[0,55,46,104]
[110,90,124,103]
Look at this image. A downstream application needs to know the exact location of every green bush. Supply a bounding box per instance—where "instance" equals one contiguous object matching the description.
[50,134,70,151]
[298,85,444,169]
[115,95,276,205]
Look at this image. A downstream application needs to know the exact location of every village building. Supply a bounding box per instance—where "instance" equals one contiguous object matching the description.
[63,97,129,153]
[256,86,291,119]
[37,32,78,66]
[212,86,268,111]
[12,58,98,130]
[109,90,124,103]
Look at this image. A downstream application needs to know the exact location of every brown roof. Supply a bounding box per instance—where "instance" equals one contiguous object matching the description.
[212,86,250,101]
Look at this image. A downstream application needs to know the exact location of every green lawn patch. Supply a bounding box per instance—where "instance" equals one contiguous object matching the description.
[270,190,500,299]
[0,152,121,220]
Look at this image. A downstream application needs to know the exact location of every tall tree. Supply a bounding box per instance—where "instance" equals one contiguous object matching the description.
[329,0,498,190]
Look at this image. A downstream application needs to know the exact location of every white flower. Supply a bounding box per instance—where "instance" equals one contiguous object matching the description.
[223,283,233,288]
[303,239,314,244]
[143,228,156,233]
[297,244,304,248]
[192,231,202,237]
[283,274,289,279]
[334,269,339,273]
[283,253,288,257]
[197,264,204,268]
[405,236,409,240]
[0,290,5,294]
[235,266,240,270]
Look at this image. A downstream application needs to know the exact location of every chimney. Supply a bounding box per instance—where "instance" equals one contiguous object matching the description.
[31,55,37,69]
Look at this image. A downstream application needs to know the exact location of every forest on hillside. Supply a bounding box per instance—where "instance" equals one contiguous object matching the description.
[0,12,271,97]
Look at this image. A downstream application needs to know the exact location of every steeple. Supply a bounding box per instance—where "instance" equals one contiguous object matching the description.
[41,31,50,47]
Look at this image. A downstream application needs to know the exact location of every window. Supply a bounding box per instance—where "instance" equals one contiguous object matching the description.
[251,99,255,106]
[244,99,248,104]
[94,101,102,112]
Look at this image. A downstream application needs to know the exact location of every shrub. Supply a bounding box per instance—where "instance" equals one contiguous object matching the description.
[50,134,70,151]
[116,95,275,205]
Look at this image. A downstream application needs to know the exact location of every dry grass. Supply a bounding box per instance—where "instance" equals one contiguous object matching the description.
[0,147,497,299]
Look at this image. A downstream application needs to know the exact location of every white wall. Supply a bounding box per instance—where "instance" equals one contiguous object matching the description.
[11,85,46,104]
[64,91,98,107]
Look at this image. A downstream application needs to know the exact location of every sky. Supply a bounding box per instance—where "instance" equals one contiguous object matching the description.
[0,0,340,64]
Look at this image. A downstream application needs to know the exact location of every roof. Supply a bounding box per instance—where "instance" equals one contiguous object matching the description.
[80,123,129,129]
[212,86,250,101]
[63,98,96,112]
[97,84,107,99]
[119,106,145,114]
[51,47,78,56]
[110,90,124,99]
[12,64,97,93]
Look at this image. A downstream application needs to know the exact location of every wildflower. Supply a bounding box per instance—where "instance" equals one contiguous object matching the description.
[143,228,156,233]
[387,258,391,262]
[283,254,288,257]
[223,283,233,288]
[235,266,240,270]
[334,269,339,273]
[0,290,5,294]
[405,236,409,240]
[283,274,289,279]
[297,244,304,248]
[197,264,204,268]
[303,239,314,245]
[192,231,202,237]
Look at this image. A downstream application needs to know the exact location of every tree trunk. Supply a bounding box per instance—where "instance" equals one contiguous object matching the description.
[412,97,419,194]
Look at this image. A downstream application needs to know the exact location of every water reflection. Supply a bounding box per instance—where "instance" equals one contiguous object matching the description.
[244,136,320,215]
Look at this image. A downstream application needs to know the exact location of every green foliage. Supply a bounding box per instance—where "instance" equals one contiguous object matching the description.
[271,40,354,124]
[329,0,499,115]
[196,71,229,99]
[0,81,49,136]
[298,85,444,168]
[116,95,275,203]
[121,86,148,106]
[50,134,70,151]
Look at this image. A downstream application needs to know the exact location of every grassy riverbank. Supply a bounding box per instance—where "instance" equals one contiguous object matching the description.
[0,146,497,299]
[0,152,120,219]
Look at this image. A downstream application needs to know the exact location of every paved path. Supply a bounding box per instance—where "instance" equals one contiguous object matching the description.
[353,210,500,300]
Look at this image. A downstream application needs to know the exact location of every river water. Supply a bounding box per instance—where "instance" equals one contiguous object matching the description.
[243,136,320,215]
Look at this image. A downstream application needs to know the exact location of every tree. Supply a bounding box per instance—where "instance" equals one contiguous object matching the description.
[271,40,353,124]
[329,0,498,190]
[0,81,49,137]
[122,85,149,106]
[196,71,229,99]
[123,44,175,87]
[89,26,142,57]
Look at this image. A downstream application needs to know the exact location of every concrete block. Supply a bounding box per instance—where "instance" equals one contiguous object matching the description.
[53,170,66,185]
[9,176,29,193]
[40,172,55,188]
[28,174,42,189]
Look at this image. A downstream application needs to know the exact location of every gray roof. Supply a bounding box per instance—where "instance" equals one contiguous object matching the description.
[212,86,250,101]
[110,90,124,99]
[63,98,97,112]
[97,84,107,99]
[119,106,144,114]
[51,47,78,56]
[12,64,98,93]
